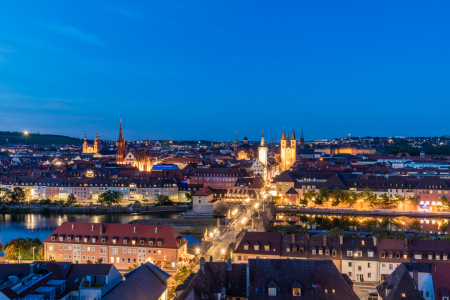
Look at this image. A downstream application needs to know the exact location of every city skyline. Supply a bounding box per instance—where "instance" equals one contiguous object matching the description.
[1,1,450,140]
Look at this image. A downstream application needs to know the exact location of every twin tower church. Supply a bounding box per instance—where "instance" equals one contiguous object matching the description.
[233,128,305,171]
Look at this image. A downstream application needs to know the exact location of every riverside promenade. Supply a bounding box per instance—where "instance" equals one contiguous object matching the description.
[276,207,450,218]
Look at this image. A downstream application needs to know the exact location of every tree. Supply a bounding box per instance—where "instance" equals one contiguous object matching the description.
[87,260,93,264]
[331,188,344,207]
[378,194,390,206]
[185,191,195,203]
[66,194,76,206]
[96,258,103,264]
[98,191,123,206]
[302,190,317,206]
[360,188,378,207]
[0,243,3,253]
[127,264,139,271]
[3,238,43,260]
[10,187,26,204]
[440,195,450,211]
[327,227,346,237]
[318,187,331,207]
[174,266,194,285]
[299,227,309,235]
[0,188,12,202]
[156,195,174,206]
[416,234,433,240]
[440,235,450,241]
[407,195,421,206]
[345,191,358,207]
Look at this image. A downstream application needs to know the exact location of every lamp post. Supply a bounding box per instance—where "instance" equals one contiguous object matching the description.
[31,246,36,262]
[11,248,21,263]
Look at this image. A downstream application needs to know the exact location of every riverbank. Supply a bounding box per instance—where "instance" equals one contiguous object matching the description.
[0,204,190,214]
[276,207,450,218]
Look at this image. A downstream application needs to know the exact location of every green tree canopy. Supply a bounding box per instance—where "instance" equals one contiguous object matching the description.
[66,194,76,206]
[3,238,43,260]
[98,191,123,206]
[185,191,195,203]
[11,187,26,204]
[156,195,174,206]
[327,227,346,237]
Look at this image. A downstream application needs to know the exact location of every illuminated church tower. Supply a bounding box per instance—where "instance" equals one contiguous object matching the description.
[116,120,126,164]
[280,128,296,171]
[258,130,268,166]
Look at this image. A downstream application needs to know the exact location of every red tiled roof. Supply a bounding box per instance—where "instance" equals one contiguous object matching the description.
[43,222,185,249]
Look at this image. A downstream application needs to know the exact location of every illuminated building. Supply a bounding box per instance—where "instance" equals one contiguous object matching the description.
[82,133,102,154]
[123,151,154,171]
[280,128,297,171]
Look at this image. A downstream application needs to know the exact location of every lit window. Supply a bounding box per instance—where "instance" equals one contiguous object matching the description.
[268,288,277,296]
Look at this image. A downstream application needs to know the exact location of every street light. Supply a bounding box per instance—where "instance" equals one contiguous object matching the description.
[31,247,36,262]
[11,248,21,263]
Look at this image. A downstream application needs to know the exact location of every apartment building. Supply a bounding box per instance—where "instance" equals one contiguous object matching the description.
[234,232,450,283]
[43,222,192,274]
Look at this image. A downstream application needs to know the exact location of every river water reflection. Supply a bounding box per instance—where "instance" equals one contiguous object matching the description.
[0,212,184,247]
[275,213,450,234]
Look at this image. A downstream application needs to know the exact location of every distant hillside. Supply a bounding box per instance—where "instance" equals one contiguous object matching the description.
[0,131,85,145]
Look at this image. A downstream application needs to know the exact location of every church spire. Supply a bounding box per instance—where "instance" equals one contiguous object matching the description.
[301,129,304,139]
[281,128,286,140]
[261,130,265,146]
[234,130,239,144]
[292,128,296,140]
[84,133,87,141]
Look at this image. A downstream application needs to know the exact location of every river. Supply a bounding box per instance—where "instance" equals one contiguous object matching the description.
[0,212,184,249]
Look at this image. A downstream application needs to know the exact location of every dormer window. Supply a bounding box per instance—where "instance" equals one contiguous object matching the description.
[92,238,96,243]
[293,288,301,297]
[244,244,249,250]
[332,250,337,257]
[318,248,323,255]
[381,253,386,258]
[347,251,353,257]
[286,246,290,253]
[325,249,330,255]
[254,245,259,251]
[388,253,393,258]
[436,254,440,260]
[312,248,316,255]
[264,245,270,251]
[428,254,432,260]
[268,288,276,296]
[158,238,163,246]
[357,251,362,257]
[101,238,106,244]
[368,251,374,257]
[444,255,448,261]
[51,236,56,241]
[149,239,154,246]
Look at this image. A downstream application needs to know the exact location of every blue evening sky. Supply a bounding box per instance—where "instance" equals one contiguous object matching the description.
[1,1,449,141]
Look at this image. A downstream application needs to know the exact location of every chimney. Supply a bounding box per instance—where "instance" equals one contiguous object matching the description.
[91,224,94,231]
[210,255,213,263]
[133,226,136,233]
[200,257,205,272]
[404,237,408,246]
[246,263,250,298]
[227,258,232,271]
[72,224,74,230]
[99,223,103,235]
[323,235,327,247]
[413,270,418,287]
[291,233,295,243]
[373,236,377,247]
[155,227,158,233]
[339,235,343,245]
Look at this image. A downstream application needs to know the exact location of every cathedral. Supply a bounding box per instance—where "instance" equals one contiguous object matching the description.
[280,128,297,171]
[82,133,102,154]
[233,132,257,160]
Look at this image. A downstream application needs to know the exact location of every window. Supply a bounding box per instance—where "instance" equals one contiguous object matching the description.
[68,237,72,242]
[140,240,144,246]
[358,266,362,271]
[347,251,352,256]
[133,249,136,254]
[254,245,259,250]
[382,264,386,270]
[123,240,127,245]
[244,245,249,250]
[332,250,337,257]
[84,238,88,243]
[128,249,132,253]
[286,247,290,253]
[368,263,371,268]
[402,293,406,298]
[318,249,323,255]
[348,272,352,277]
[268,288,276,296]
[100,247,106,254]
[116,257,120,263]
[389,264,393,270]
[123,248,127,253]
[348,262,352,267]
[158,241,162,247]
[49,254,55,260]
[444,255,448,261]
[381,253,386,258]
[264,245,269,251]
[414,254,422,260]
[127,258,131,264]
[404,254,408,259]
[237,256,242,261]
[293,288,301,296]
[49,245,55,251]
[112,248,118,255]
[368,273,371,278]
[59,254,63,259]
[325,249,330,255]
[428,254,433,260]
[101,238,106,244]
[368,251,374,257]
[388,254,393,259]
[436,255,440,261]
[312,249,316,255]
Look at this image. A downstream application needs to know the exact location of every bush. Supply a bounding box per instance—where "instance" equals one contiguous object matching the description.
[327,227,346,237]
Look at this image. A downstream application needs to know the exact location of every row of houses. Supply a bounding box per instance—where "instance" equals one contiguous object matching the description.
[234,232,450,284]
[273,170,450,210]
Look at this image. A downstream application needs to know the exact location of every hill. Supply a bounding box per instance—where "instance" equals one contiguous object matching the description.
[0,131,85,145]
